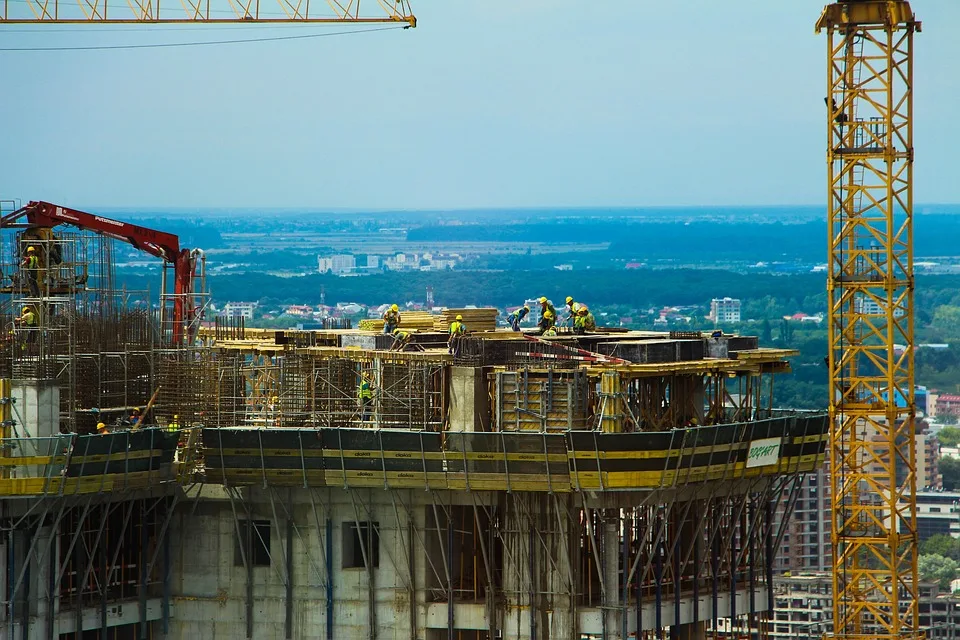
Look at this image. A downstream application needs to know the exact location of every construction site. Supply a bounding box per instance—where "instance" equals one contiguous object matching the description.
[0,1,923,640]
[0,200,829,639]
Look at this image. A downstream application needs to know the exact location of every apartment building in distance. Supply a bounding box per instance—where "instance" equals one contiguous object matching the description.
[221,301,258,319]
[767,574,960,640]
[710,297,741,323]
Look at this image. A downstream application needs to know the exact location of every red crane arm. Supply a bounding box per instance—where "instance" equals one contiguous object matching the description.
[20,201,181,262]
[8,200,198,346]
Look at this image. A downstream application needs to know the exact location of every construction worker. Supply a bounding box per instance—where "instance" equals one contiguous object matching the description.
[543,326,558,337]
[574,305,596,334]
[166,415,180,433]
[537,297,556,320]
[391,328,412,351]
[21,246,40,297]
[124,407,141,426]
[538,309,555,335]
[357,379,374,422]
[507,305,529,332]
[448,314,467,356]
[14,306,37,346]
[96,422,109,435]
[564,296,580,325]
[382,304,402,334]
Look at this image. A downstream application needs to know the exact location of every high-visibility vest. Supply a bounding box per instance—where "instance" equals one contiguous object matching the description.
[358,382,373,400]
[23,255,38,269]
[450,321,466,336]
[21,311,36,326]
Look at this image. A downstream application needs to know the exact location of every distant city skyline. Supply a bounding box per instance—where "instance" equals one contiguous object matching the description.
[1,2,959,209]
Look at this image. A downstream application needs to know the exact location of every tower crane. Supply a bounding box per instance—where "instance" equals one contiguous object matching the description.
[818,2,920,640]
[0,2,925,640]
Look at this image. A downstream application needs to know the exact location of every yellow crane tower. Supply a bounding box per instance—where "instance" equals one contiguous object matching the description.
[0,2,925,639]
[817,3,920,640]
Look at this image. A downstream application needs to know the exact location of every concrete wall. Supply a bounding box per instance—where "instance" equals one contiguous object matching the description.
[167,487,773,640]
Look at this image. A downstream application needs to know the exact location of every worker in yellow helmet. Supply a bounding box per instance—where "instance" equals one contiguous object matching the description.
[448,314,467,355]
[538,309,556,335]
[564,296,580,325]
[357,378,374,423]
[21,246,40,297]
[574,305,596,334]
[507,305,530,332]
[96,422,109,435]
[382,304,402,334]
[391,328,413,351]
[537,297,556,333]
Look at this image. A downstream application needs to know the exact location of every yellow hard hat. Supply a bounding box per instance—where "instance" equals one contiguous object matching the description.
[391,304,399,311]
[544,310,554,319]
[523,305,529,311]
[456,314,463,321]
[132,407,141,414]
[26,246,35,253]
[578,305,588,314]
[173,414,179,419]
[538,297,547,304]
[565,296,574,305]
[96,422,107,430]
[393,328,403,335]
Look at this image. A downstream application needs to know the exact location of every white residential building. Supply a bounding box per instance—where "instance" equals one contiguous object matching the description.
[222,301,257,319]
[710,297,741,323]
[318,254,357,275]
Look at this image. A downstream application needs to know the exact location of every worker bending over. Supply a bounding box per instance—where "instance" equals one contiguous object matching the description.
[507,305,529,332]
[538,309,555,335]
[391,328,413,351]
[382,304,402,334]
[448,314,467,355]
[574,305,596,334]
[538,297,555,320]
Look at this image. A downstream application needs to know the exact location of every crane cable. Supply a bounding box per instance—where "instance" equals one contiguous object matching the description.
[0,24,406,51]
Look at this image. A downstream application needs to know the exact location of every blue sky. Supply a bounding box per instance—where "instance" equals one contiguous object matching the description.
[1,1,958,210]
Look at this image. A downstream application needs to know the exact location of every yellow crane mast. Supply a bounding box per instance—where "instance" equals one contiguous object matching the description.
[0,0,415,25]
[817,3,920,640]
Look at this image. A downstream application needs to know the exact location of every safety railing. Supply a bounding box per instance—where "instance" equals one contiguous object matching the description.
[0,428,181,497]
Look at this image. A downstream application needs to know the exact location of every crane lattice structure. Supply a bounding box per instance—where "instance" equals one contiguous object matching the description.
[0,0,415,25]
[817,2,920,640]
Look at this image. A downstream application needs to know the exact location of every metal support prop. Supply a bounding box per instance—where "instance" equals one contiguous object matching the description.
[286,517,293,640]
[326,518,333,640]
[140,502,149,640]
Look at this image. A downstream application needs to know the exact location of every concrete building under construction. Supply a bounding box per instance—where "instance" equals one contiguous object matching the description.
[0,206,827,640]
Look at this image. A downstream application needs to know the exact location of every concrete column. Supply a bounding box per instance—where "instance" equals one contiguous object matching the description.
[28,526,58,640]
[603,511,622,640]
[12,381,60,438]
[545,495,576,640]
[501,494,534,640]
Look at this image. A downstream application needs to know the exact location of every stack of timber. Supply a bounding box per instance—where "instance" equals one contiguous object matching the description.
[434,308,498,332]
[357,311,436,332]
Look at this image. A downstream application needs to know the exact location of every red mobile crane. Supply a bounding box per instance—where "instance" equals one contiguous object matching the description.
[1,200,202,345]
